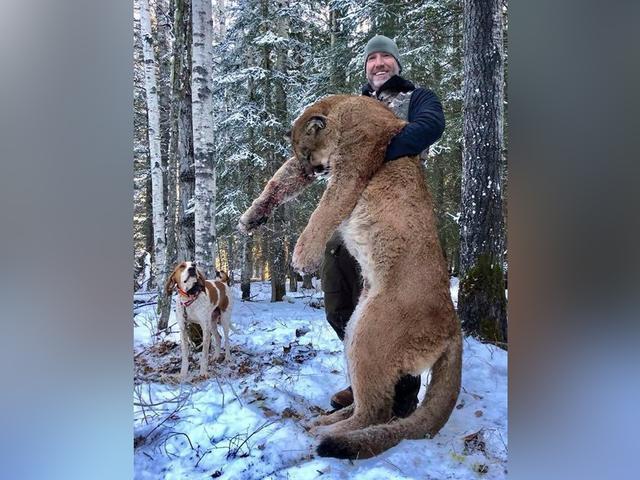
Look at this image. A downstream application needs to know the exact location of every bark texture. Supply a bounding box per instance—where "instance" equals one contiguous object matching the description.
[192,0,217,278]
[140,0,168,312]
[459,0,507,343]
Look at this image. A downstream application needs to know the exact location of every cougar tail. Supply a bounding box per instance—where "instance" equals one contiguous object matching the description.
[317,335,462,460]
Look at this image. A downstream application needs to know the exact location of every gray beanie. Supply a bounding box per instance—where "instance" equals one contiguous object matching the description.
[364,34,402,72]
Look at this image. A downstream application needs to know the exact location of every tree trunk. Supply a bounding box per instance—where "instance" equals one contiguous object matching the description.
[286,204,297,292]
[458,0,507,343]
[240,234,252,300]
[266,0,288,302]
[226,236,234,282]
[328,7,346,93]
[139,0,168,323]
[175,0,195,264]
[191,0,217,278]
[214,0,226,39]
[159,0,177,330]
[302,273,313,289]
[269,210,287,302]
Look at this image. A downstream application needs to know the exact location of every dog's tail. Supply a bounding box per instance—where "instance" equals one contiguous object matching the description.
[317,334,462,460]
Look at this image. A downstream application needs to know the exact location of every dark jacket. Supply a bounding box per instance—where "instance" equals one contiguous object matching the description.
[362,75,445,161]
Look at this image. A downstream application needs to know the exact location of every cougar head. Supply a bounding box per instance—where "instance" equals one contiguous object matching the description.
[290,113,333,178]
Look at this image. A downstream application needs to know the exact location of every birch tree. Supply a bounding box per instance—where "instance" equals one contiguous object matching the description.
[133,10,153,287]
[139,0,168,306]
[192,0,217,278]
[154,0,176,330]
[458,0,507,343]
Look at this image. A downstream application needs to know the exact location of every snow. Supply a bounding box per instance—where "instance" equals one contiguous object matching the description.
[134,279,507,479]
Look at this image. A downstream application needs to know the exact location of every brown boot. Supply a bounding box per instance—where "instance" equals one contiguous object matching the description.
[330,386,353,410]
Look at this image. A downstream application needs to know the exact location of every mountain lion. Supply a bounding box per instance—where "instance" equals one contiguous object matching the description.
[238,95,462,459]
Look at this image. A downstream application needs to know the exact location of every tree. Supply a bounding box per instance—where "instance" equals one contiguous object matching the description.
[139,0,168,314]
[192,0,218,278]
[458,0,507,343]
[157,0,178,331]
[171,0,196,262]
[133,7,153,288]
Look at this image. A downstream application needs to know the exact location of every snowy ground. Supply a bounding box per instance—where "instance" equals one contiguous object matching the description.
[133,279,507,479]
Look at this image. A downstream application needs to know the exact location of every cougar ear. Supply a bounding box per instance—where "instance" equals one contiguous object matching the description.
[305,115,326,135]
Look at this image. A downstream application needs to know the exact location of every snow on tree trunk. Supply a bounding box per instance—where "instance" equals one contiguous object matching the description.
[214,0,226,39]
[139,0,168,315]
[458,0,507,343]
[191,0,217,278]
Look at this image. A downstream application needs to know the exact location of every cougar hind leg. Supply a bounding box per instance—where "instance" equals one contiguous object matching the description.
[317,298,402,437]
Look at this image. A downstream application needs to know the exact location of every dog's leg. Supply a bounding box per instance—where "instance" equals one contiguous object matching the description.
[200,321,211,376]
[222,313,231,362]
[178,315,190,380]
[212,324,222,362]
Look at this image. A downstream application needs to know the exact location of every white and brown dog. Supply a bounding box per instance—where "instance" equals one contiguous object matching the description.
[165,261,234,379]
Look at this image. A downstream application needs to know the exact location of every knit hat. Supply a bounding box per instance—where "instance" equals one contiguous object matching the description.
[364,34,402,73]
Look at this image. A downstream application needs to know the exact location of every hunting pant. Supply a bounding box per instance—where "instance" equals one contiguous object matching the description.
[321,232,421,417]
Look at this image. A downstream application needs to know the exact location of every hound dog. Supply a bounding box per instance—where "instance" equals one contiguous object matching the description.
[165,261,234,379]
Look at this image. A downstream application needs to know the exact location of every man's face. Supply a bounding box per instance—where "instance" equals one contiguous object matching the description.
[366,52,400,90]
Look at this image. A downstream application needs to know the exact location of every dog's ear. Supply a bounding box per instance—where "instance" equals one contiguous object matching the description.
[164,269,177,296]
[219,270,231,286]
[196,268,207,288]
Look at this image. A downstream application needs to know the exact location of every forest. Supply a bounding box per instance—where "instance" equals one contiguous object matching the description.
[133,0,508,343]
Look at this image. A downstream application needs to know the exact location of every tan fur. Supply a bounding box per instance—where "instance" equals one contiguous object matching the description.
[214,281,229,311]
[165,262,187,296]
[166,262,235,380]
[205,282,219,304]
[239,95,462,459]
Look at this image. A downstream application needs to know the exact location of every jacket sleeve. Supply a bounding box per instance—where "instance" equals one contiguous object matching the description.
[385,88,445,161]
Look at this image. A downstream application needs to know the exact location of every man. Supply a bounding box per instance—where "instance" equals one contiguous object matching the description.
[321,34,445,417]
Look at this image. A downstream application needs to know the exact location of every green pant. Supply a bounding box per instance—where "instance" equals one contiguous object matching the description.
[321,232,421,417]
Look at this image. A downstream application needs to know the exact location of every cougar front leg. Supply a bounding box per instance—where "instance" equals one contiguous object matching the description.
[292,172,369,274]
[307,405,355,435]
[238,156,313,233]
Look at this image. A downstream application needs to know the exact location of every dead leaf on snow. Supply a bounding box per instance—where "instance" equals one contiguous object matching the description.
[463,430,486,455]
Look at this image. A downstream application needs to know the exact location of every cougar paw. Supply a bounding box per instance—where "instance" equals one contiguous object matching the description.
[237,212,268,234]
[292,237,323,274]
[312,424,336,438]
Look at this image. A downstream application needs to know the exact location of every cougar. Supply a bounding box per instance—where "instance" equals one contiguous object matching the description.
[238,95,462,459]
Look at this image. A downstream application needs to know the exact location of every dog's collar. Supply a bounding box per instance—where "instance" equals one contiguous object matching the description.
[177,287,200,307]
